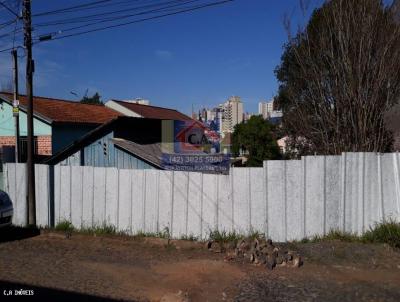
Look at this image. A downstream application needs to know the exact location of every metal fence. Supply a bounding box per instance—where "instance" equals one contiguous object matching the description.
[4,152,400,241]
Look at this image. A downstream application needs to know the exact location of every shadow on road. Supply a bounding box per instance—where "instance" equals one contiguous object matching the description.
[0,279,129,302]
[0,226,40,243]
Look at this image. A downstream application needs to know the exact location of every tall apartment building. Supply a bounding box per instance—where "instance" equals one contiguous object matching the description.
[222,96,244,133]
[258,99,274,119]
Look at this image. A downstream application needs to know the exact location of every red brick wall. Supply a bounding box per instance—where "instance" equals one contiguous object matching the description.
[0,135,52,156]
[0,136,16,147]
[36,136,52,155]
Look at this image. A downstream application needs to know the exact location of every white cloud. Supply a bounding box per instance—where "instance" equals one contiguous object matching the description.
[154,50,173,60]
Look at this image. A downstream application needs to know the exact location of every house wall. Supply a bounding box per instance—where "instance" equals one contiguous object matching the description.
[0,101,51,137]
[60,131,155,169]
[51,123,98,154]
[0,101,52,155]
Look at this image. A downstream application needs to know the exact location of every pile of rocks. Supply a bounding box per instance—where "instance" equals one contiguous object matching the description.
[207,238,302,270]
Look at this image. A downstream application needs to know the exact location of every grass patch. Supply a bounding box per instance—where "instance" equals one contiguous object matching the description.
[305,230,361,243]
[180,234,198,241]
[55,221,123,236]
[53,220,400,250]
[134,227,171,240]
[295,220,400,249]
[55,220,74,232]
[208,230,244,244]
[362,220,400,249]
[247,230,266,241]
[80,224,118,236]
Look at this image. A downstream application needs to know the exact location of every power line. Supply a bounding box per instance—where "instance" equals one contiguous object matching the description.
[0,17,19,29]
[32,0,194,28]
[34,0,233,43]
[0,0,233,54]
[0,45,18,53]
[2,1,194,40]
[32,0,113,17]
[34,0,202,36]
[0,1,20,17]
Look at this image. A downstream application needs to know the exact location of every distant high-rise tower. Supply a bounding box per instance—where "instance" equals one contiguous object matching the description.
[222,96,244,133]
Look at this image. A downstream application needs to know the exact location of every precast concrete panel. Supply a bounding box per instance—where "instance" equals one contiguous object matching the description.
[59,166,71,222]
[249,168,265,234]
[131,170,145,234]
[233,168,250,234]
[325,156,341,233]
[187,172,203,237]
[305,156,325,237]
[202,173,218,238]
[158,171,173,233]
[218,174,233,233]
[144,170,159,233]
[105,167,119,227]
[82,166,94,227]
[267,161,286,241]
[172,171,189,238]
[285,160,304,241]
[118,169,132,233]
[71,166,83,228]
[93,167,106,226]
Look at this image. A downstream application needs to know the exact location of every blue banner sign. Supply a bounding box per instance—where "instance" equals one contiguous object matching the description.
[161,153,230,174]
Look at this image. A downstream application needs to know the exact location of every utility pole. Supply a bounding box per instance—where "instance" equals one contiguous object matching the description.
[23,0,36,226]
[11,49,20,163]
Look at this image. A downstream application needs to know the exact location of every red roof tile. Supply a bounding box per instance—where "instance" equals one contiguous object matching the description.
[113,100,191,121]
[0,92,121,124]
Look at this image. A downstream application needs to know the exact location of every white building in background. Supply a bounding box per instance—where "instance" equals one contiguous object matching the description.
[258,99,274,119]
[222,96,244,133]
[258,99,283,122]
[121,98,150,105]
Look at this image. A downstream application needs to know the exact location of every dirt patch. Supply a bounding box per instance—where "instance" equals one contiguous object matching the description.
[0,230,400,301]
[81,259,244,301]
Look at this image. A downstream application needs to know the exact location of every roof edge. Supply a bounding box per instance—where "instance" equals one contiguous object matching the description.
[113,142,163,170]
[0,93,53,124]
[110,99,191,117]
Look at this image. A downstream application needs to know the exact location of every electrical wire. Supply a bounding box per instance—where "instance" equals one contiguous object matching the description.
[0,45,18,53]
[34,0,202,36]
[0,0,233,52]
[0,1,201,37]
[0,0,19,18]
[33,0,113,17]
[0,18,19,29]
[33,0,233,43]
[32,0,196,27]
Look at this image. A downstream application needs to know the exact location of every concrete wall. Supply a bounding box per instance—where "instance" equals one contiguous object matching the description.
[4,153,400,241]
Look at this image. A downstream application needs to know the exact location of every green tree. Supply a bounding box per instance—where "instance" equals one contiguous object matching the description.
[80,92,103,105]
[231,116,281,167]
[275,0,400,156]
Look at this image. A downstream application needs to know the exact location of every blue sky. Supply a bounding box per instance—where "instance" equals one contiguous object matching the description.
[0,0,322,115]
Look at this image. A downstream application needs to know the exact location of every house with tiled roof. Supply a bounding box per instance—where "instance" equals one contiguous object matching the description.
[44,116,164,169]
[0,92,121,161]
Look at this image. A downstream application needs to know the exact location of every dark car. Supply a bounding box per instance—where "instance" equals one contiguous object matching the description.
[0,190,13,228]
